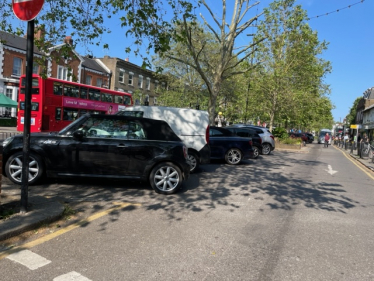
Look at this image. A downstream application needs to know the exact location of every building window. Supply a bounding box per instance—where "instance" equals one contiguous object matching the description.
[146,78,150,90]
[33,63,39,74]
[86,75,92,85]
[13,57,22,76]
[138,75,143,88]
[119,69,125,83]
[128,72,134,85]
[154,97,157,105]
[57,65,72,81]
[97,78,103,87]
[155,80,159,90]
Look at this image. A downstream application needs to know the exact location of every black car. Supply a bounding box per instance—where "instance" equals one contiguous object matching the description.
[2,114,190,194]
[225,127,263,158]
[305,133,314,143]
[209,126,254,164]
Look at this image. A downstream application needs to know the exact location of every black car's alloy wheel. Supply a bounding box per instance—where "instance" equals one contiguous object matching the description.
[150,162,182,194]
[5,151,44,185]
[225,148,242,165]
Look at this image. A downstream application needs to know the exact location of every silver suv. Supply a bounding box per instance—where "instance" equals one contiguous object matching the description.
[227,124,275,155]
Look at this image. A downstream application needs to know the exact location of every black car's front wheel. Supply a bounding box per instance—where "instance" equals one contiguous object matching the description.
[225,148,242,165]
[150,162,182,195]
[5,151,44,185]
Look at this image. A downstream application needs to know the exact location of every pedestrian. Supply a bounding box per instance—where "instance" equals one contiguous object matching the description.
[344,133,349,150]
[324,132,330,148]
[215,112,226,127]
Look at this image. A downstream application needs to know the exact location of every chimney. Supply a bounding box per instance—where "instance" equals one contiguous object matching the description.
[125,58,129,62]
[64,36,74,46]
[34,26,45,40]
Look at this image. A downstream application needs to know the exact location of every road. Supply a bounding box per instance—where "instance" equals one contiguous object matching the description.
[1,143,374,281]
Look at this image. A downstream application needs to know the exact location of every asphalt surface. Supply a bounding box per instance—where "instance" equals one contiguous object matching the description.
[0,129,373,243]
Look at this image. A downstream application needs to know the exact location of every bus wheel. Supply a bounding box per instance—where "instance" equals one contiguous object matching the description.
[5,151,44,185]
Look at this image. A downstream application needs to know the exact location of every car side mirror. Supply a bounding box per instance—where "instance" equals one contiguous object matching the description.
[73,130,85,140]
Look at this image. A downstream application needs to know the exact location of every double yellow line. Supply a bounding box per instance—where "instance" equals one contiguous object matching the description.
[0,202,141,260]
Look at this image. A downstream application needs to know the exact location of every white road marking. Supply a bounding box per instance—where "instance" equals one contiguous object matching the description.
[325,165,338,175]
[53,271,92,281]
[6,249,51,270]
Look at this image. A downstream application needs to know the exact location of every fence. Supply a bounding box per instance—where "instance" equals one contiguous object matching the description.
[0,132,22,142]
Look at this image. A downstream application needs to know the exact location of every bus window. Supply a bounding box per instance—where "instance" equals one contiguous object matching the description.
[63,108,79,121]
[102,93,113,103]
[114,95,123,104]
[79,110,87,117]
[55,108,62,120]
[88,89,100,100]
[64,85,79,97]
[80,87,88,99]
[21,78,39,87]
[123,96,131,105]
[54,82,63,95]
[20,102,39,111]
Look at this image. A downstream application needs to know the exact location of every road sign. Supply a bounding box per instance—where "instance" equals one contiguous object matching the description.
[12,0,44,21]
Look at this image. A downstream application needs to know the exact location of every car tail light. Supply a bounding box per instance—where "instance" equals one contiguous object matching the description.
[206,125,210,144]
[259,138,262,144]
[183,146,188,159]
[270,135,274,140]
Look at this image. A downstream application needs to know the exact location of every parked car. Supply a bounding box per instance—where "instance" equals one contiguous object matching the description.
[225,127,262,158]
[305,133,314,143]
[116,106,210,173]
[2,114,191,195]
[226,124,275,155]
[288,132,308,144]
[209,126,254,164]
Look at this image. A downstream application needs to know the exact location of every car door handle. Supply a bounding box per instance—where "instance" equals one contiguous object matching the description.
[117,144,126,148]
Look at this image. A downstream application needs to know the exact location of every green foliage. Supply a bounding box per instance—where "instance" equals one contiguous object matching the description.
[346,97,361,125]
[273,127,288,139]
[280,137,301,145]
[0,118,17,127]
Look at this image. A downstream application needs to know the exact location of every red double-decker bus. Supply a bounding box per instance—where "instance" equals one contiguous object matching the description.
[17,74,133,132]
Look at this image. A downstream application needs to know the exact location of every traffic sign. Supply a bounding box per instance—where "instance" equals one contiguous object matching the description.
[12,0,44,21]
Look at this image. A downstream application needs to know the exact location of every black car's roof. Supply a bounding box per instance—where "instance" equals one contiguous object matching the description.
[63,114,182,142]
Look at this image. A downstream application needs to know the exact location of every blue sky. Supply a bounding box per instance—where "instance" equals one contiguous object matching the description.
[64,1,374,122]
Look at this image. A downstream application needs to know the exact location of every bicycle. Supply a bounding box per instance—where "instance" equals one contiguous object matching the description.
[361,143,374,163]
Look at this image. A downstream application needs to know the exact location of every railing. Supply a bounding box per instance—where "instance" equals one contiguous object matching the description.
[0,132,22,142]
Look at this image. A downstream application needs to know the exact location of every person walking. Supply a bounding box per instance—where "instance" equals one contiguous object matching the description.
[215,112,226,127]
[324,132,330,148]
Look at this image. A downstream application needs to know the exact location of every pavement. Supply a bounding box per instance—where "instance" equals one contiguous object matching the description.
[0,130,373,243]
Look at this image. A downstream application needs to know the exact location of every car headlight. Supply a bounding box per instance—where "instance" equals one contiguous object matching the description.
[3,136,14,147]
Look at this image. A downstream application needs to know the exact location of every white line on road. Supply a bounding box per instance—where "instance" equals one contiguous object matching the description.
[325,165,338,175]
[6,249,51,270]
[53,271,92,281]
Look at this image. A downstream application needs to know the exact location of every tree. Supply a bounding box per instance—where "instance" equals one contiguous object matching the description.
[0,0,196,66]
[346,97,361,125]
[160,0,265,125]
[249,0,332,131]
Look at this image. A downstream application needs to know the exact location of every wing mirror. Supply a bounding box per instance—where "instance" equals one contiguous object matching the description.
[73,130,85,140]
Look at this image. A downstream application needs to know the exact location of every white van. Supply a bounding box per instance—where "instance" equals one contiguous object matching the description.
[318,129,332,144]
[117,106,210,172]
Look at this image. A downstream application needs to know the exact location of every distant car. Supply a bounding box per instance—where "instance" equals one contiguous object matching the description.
[305,133,314,143]
[226,124,275,155]
[209,126,254,164]
[225,127,262,158]
[2,114,190,195]
[288,132,308,144]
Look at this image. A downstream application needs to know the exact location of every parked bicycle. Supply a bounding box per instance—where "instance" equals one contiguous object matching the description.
[361,143,374,163]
